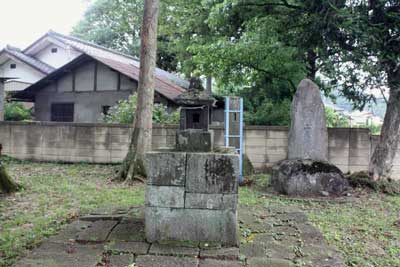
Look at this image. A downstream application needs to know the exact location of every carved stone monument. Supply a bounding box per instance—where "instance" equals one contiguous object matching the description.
[288,79,328,161]
[144,86,239,246]
[271,79,348,196]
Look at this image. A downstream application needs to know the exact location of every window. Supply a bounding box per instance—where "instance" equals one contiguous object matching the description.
[10,63,16,69]
[51,103,74,122]
[192,113,200,123]
[51,47,58,53]
[102,105,111,116]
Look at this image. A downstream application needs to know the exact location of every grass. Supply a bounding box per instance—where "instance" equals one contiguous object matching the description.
[0,158,144,266]
[0,160,399,267]
[240,175,400,267]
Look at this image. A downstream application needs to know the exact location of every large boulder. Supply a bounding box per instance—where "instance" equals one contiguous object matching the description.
[288,79,328,161]
[271,159,349,196]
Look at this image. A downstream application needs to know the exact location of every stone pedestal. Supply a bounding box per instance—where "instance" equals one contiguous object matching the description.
[144,151,239,246]
[176,129,212,152]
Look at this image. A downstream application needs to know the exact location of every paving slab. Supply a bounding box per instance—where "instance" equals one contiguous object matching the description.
[149,243,199,257]
[200,247,239,260]
[14,204,343,267]
[246,257,295,267]
[108,218,146,242]
[135,255,199,267]
[108,253,134,267]
[198,258,243,267]
[46,220,91,244]
[106,241,150,255]
[14,242,103,267]
[76,220,118,243]
[80,214,125,222]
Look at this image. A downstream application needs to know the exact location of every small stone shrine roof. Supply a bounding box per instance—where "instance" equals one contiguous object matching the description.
[175,88,216,106]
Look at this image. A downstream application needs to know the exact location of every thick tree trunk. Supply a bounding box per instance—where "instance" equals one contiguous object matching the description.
[117,0,160,181]
[369,68,400,180]
[0,163,19,194]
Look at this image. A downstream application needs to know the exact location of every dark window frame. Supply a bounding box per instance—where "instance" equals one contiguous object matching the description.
[51,103,74,122]
[51,47,58,53]
[10,63,16,69]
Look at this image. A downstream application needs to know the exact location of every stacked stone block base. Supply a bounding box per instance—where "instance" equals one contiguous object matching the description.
[145,151,239,246]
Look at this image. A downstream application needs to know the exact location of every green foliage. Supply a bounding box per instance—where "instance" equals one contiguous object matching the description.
[72,0,142,57]
[102,94,137,124]
[245,99,291,126]
[325,107,350,128]
[102,94,179,124]
[4,102,32,121]
[72,0,178,72]
[152,103,180,124]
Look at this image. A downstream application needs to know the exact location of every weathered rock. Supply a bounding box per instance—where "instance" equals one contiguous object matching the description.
[145,186,185,208]
[185,193,237,210]
[198,259,243,267]
[186,153,239,194]
[288,79,328,161]
[47,220,91,244]
[246,257,295,267]
[145,207,238,246]
[200,247,239,260]
[176,129,212,152]
[108,219,145,242]
[149,243,199,257]
[14,243,103,267]
[271,159,349,196]
[145,152,186,186]
[105,241,149,255]
[108,254,134,267]
[75,220,118,243]
[135,255,199,267]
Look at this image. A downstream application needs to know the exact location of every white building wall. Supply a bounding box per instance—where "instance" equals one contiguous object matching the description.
[34,44,81,68]
[0,59,44,84]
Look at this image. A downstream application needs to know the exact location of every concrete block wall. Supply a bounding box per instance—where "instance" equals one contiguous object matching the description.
[0,121,396,179]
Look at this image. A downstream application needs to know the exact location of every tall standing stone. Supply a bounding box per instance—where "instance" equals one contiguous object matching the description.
[272,79,348,197]
[288,79,328,161]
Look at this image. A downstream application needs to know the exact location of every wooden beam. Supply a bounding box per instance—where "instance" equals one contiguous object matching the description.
[94,61,98,91]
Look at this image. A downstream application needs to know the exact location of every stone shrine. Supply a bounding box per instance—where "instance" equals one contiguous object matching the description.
[144,87,239,246]
[272,79,348,197]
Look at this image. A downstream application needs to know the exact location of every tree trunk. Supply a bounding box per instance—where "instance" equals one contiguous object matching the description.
[306,49,317,80]
[369,68,400,180]
[206,76,212,96]
[117,0,160,181]
[0,163,19,194]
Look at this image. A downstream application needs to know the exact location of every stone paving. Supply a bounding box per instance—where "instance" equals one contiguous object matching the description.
[14,205,343,267]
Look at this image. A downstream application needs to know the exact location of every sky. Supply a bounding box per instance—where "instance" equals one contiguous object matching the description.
[0,0,91,50]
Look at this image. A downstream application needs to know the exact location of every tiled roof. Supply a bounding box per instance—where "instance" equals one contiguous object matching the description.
[2,45,55,74]
[48,31,190,90]
[92,55,186,101]
[14,31,189,102]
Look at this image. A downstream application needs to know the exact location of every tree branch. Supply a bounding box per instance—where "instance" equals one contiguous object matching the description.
[238,0,301,10]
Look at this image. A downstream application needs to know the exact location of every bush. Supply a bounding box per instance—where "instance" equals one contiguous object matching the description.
[245,99,291,126]
[4,102,32,121]
[102,94,180,124]
[325,107,350,127]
